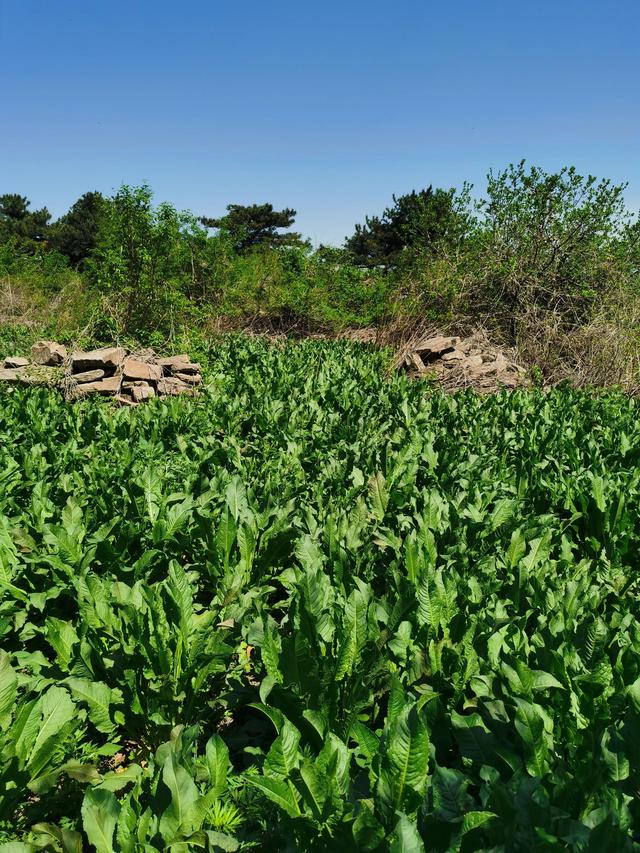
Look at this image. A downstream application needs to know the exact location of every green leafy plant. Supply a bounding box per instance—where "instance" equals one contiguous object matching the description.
[1,339,640,848]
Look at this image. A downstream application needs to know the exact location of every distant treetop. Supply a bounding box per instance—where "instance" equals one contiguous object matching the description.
[0,193,51,244]
[344,185,473,268]
[200,202,307,252]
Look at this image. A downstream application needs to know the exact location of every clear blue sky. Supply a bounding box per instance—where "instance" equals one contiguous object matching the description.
[1,0,639,245]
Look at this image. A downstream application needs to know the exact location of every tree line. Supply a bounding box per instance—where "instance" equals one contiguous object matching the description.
[1,163,639,381]
[0,192,302,264]
[0,172,530,270]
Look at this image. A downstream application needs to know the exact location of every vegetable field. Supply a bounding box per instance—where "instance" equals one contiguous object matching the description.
[1,337,640,851]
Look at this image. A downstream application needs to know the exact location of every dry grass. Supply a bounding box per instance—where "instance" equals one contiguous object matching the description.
[201,309,336,339]
[514,301,640,393]
[0,274,90,333]
[0,278,38,326]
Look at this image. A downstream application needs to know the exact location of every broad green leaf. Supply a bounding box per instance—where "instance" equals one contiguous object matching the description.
[460,810,496,834]
[336,585,369,680]
[591,474,606,512]
[378,704,429,814]
[215,510,237,568]
[302,708,328,740]
[13,698,42,761]
[63,761,101,784]
[28,686,76,767]
[318,733,350,795]
[451,710,499,765]
[601,728,629,781]
[225,476,248,521]
[115,796,139,850]
[491,498,518,530]
[153,495,195,544]
[246,776,301,817]
[97,764,144,792]
[368,471,388,521]
[44,618,79,669]
[297,759,329,820]
[350,721,380,761]
[390,813,424,852]
[0,650,17,730]
[82,788,120,853]
[264,720,301,779]
[66,678,121,735]
[521,533,552,572]
[260,618,282,683]
[250,702,284,734]
[353,805,385,851]
[627,677,640,713]
[514,699,549,777]
[31,824,83,853]
[431,765,468,821]
[294,534,324,571]
[202,832,240,852]
[158,752,200,840]
[531,670,564,692]
[205,734,230,798]
[506,528,526,569]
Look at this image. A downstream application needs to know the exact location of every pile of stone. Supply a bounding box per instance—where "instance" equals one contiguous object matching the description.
[398,334,529,392]
[0,341,202,405]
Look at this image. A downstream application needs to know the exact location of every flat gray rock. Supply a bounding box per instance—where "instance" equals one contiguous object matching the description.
[72,347,126,372]
[3,356,29,368]
[0,368,20,382]
[73,369,106,383]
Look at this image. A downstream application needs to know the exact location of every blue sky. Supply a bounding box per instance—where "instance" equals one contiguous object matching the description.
[1,0,639,245]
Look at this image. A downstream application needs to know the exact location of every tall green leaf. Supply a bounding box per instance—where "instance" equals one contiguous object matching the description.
[82,788,120,853]
[0,651,17,730]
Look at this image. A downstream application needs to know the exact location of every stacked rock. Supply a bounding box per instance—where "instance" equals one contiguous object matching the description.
[399,334,528,392]
[0,341,202,405]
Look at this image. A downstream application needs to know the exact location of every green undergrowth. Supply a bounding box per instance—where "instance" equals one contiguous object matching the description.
[0,338,639,850]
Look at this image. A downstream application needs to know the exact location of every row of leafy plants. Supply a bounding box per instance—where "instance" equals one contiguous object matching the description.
[1,337,640,850]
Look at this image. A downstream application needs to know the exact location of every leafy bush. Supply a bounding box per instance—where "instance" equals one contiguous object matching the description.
[49,192,107,267]
[200,202,306,253]
[473,161,633,323]
[87,185,207,336]
[0,194,51,245]
[0,237,75,293]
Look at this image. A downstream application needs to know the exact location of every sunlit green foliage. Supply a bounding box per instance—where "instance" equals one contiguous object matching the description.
[1,338,640,849]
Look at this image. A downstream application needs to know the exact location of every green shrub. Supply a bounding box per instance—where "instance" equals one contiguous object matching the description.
[87,184,206,336]
[473,161,632,323]
[0,237,75,293]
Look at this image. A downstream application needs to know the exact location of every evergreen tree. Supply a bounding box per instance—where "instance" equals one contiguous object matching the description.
[0,194,51,244]
[345,186,471,268]
[200,203,305,252]
[51,191,106,265]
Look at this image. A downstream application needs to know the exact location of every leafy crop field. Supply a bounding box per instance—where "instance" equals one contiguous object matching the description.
[1,338,640,851]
